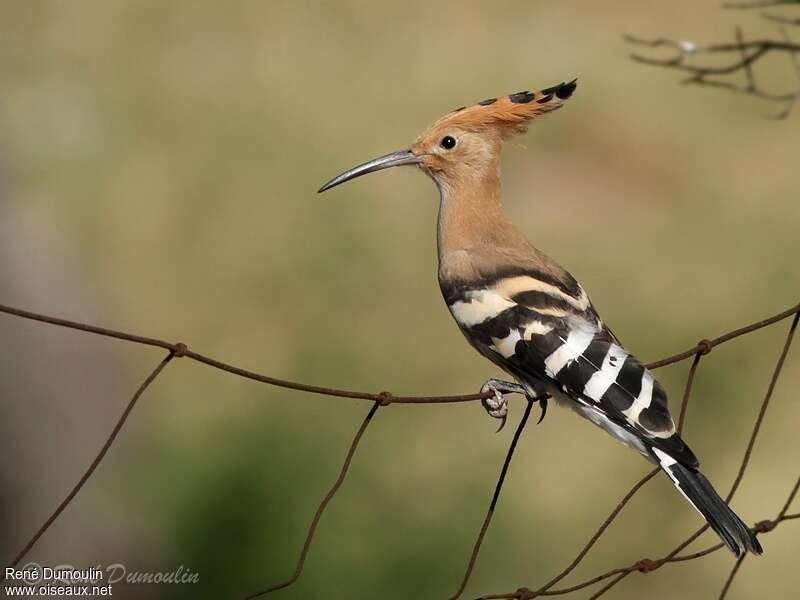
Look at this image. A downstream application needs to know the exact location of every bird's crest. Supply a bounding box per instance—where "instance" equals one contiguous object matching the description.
[430,79,577,138]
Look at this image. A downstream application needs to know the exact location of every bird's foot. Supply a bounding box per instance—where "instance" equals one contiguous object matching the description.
[480,379,526,432]
[480,379,550,432]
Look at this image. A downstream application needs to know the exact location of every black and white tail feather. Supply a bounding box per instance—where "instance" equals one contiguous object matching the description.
[651,447,762,556]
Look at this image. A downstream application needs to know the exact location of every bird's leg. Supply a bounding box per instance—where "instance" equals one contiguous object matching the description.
[480,378,550,432]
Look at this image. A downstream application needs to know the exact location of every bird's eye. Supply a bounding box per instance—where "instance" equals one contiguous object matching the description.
[440,136,457,150]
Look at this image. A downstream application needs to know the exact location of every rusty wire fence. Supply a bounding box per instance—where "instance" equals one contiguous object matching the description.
[0,300,798,599]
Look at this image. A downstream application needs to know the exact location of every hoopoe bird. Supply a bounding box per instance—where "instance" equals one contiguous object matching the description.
[318,79,762,557]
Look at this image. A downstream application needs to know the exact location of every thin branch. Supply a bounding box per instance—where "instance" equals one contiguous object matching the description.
[781,25,800,79]
[625,34,800,60]
[682,77,796,102]
[763,12,800,25]
[724,0,800,8]
[770,25,800,117]
[737,26,758,91]
[624,20,800,117]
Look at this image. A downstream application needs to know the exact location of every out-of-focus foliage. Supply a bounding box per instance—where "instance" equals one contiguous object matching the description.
[1,2,798,599]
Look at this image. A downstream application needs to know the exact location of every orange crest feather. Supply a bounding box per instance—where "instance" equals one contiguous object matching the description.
[431,79,577,138]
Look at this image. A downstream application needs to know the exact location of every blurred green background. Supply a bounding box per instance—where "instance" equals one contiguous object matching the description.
[1,1,798,599]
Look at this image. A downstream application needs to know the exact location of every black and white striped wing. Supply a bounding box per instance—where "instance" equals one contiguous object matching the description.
[447,273,698,467]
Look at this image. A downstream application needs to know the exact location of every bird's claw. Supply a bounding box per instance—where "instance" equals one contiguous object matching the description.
[480,379,519,433]
[537,396,548,424]
[495,415,508,433]
[480,379,550,432]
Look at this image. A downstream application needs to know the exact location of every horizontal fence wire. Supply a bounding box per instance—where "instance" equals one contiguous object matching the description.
[0,300,798,599]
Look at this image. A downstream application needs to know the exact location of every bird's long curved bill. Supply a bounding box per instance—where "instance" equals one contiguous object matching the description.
[318,149,421,193]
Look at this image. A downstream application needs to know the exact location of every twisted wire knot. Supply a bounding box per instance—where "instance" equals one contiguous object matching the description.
[754,519,776,533]
[635,558,660,573]
[697,338,713,356]
[376,391,394,406]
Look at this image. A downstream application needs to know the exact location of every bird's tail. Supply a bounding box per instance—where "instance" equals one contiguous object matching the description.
[651,448,762,557]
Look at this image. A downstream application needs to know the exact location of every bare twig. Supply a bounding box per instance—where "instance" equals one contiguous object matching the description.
[737,26,758,91]
[763,12,800,25]
[724,0,800,9]
[771,25,800,117]
[625,0,800,117]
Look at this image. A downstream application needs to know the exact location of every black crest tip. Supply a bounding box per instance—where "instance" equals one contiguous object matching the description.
[540,82,564,96]
[509,90,535,104]
[556,78,578,99]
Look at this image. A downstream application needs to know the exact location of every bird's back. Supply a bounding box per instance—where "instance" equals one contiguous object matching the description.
[438,237,699,468]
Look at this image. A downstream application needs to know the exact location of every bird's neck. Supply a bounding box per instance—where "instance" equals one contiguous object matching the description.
[435,175,529,284]
[437,177,502,248]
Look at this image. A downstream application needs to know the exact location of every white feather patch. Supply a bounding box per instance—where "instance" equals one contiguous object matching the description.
[544,327,594,377]
[652,447,677,467]
[494,276,591,312]
[653,447,704,518]
[568,399,647,454]
[622,371,654,422]
[522,320,553,339]
[583,344,627,401]
[491,329,522,358]
[450,290,514,327]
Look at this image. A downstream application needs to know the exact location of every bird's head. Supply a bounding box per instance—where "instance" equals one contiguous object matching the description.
[318,79,577,193]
